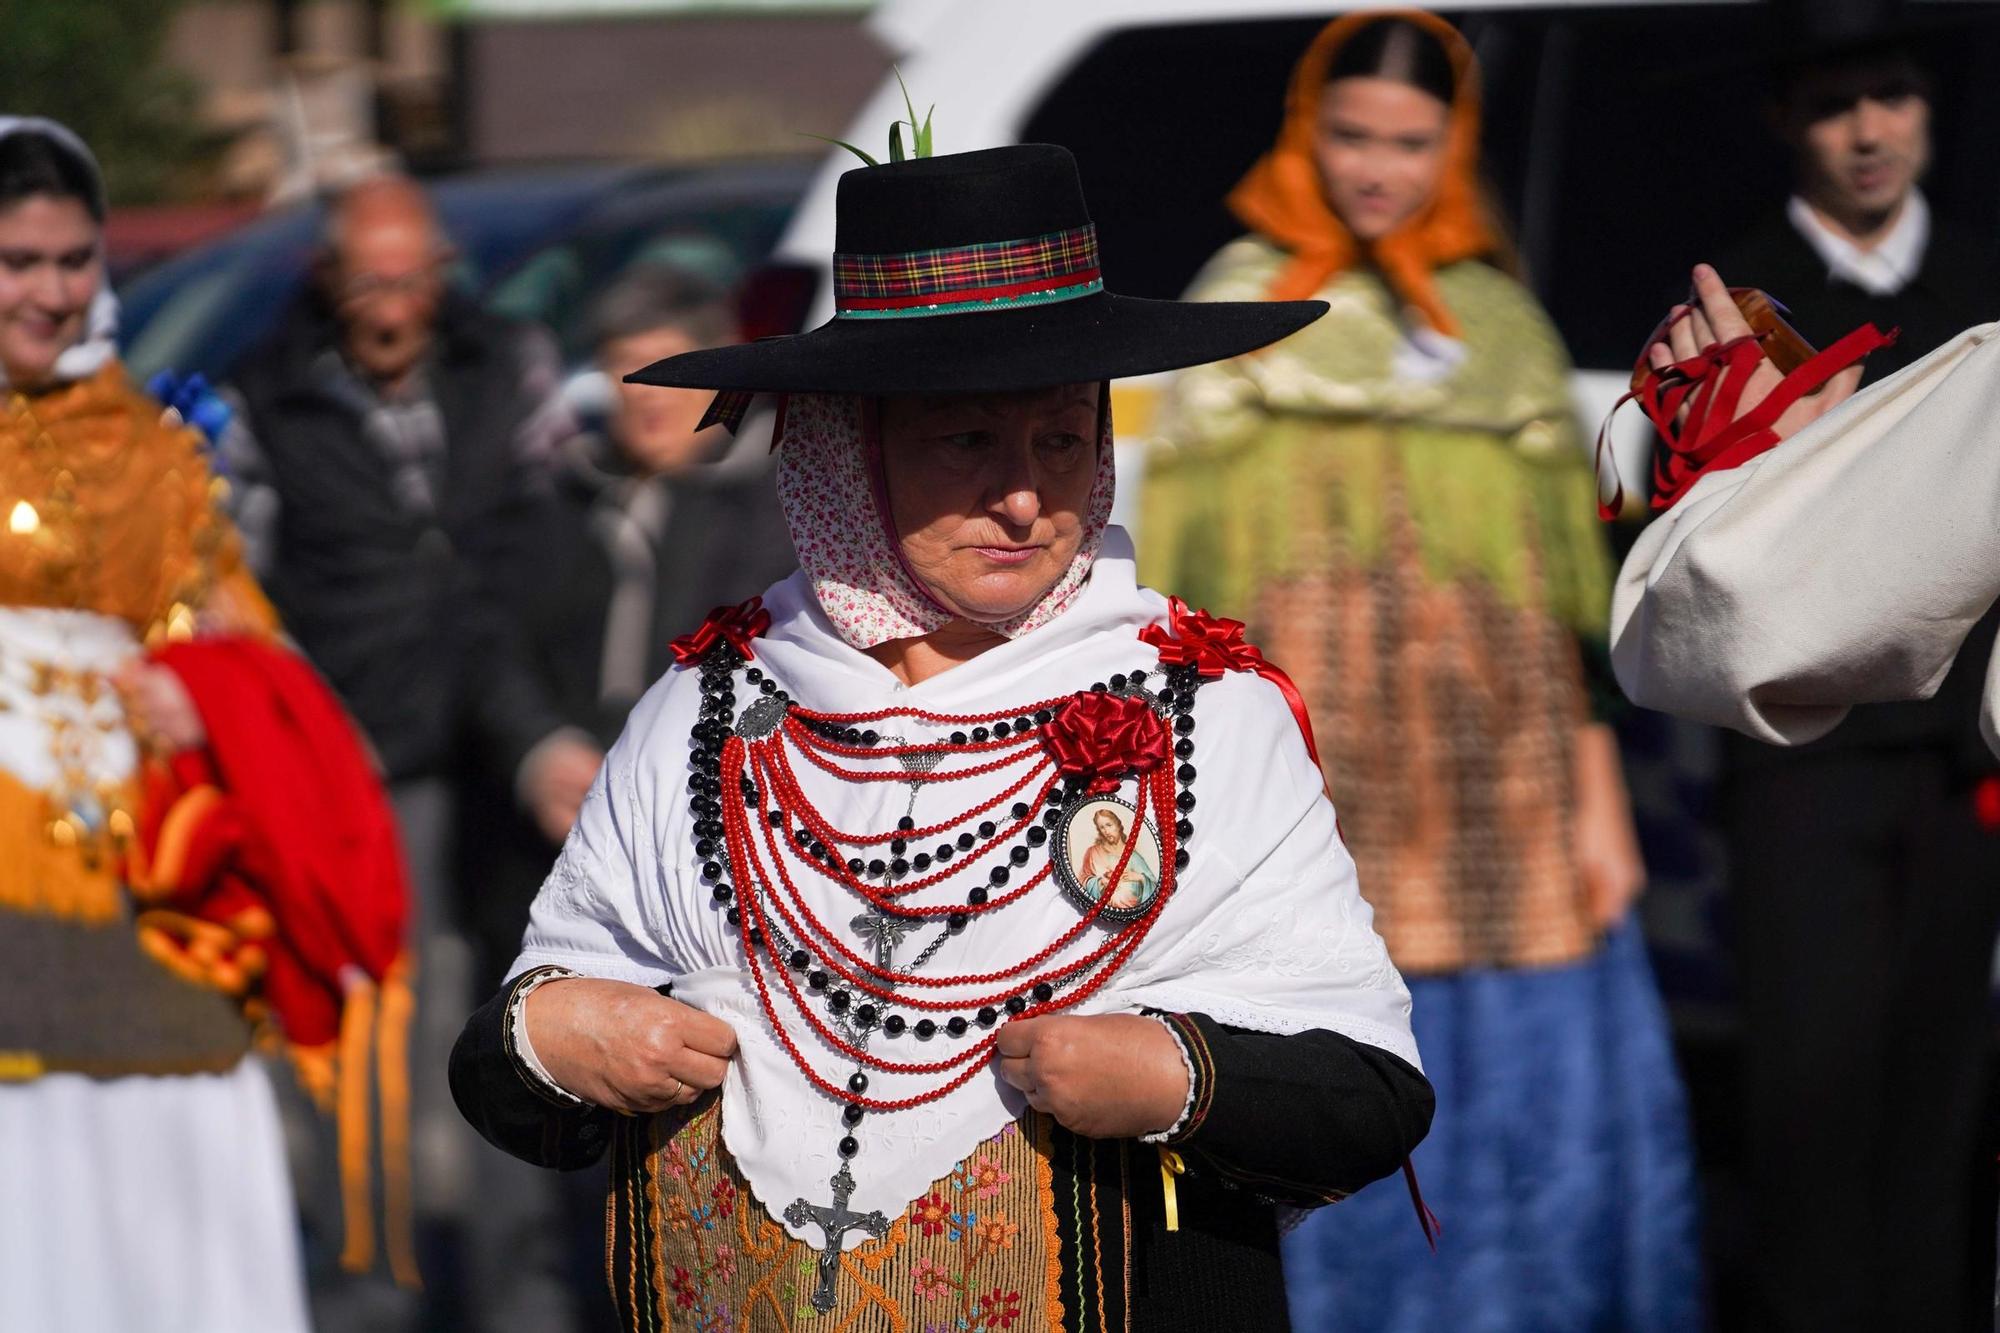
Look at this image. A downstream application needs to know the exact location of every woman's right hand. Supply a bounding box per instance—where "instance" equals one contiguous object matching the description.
[524,977,737,1114]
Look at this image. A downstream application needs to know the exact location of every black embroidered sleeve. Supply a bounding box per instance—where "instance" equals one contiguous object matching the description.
[448,965,617,1170]
[1154,1012,1434,1208]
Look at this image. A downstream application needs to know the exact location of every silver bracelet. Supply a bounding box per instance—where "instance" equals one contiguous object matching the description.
[509,966,584,1104]
[1141,1013,1199,1144]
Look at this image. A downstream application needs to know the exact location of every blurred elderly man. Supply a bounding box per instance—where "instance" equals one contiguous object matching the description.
[227,175,594,832]
[224,173,592,1333]
[1712,28,2000,1333]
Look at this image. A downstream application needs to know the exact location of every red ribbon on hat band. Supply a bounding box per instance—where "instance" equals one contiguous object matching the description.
[835,267,1103,312]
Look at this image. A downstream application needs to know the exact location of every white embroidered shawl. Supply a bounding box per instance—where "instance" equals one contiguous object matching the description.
[513,529,1418,1246]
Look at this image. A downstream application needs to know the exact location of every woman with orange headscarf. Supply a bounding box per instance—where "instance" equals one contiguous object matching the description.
[1141,12,1699,1329]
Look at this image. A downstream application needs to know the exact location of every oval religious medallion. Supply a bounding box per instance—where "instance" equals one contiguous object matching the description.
[1049,794,1164,924]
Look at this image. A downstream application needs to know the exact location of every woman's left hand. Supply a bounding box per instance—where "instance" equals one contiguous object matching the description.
[995,1013,1190,1140]
[1572,722,1645,929]
[116,660,206,752]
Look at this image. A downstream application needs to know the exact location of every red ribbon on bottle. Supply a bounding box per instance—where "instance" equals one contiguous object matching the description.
[1043,691,1168,792]
[1140,597,1323,767]
[669,596,773,666]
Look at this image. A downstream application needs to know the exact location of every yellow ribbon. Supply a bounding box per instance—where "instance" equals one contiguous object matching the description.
[1158,1148,1186,1232]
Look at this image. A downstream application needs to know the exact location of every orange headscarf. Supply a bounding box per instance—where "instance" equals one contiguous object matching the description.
[1227,9,1497,336]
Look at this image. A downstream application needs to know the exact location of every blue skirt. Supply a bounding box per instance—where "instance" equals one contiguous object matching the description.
[1282,920,1703,1332]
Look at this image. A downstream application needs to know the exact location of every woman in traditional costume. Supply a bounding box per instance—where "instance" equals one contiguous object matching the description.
[451,137,1434,1330]
[1138,13,1700,1329]
[0,118,411,1331]
[0,118,311,1332]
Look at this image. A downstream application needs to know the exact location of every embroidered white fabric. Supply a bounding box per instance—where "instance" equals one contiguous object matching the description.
[0,608,140,798]
[1139,1013,1198,1145]
[511,528,1418,1249]
[509,965,583,1104]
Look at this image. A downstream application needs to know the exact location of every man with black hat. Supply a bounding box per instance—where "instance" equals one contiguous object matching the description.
[1705,14,2000,1327]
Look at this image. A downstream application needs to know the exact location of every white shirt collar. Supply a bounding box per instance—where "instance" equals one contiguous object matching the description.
[1787,190,1930,297]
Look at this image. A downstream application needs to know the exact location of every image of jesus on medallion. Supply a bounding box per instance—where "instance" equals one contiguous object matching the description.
[1056,796,1161,917]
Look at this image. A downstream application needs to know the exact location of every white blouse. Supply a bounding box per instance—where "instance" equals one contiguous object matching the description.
[512,527,1418,1245]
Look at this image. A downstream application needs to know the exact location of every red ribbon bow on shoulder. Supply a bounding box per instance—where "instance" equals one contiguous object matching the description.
[670,596,772,666]
[1140,597,1323,768]
[1140,598,1268,679]
[1043,691,1169,792]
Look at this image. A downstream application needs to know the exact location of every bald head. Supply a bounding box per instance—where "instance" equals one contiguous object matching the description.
[321,174,450,387]
[324,174,443,253]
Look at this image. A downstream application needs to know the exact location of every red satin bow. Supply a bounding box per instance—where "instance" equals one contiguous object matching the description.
[1043,691,1168,791]
[1140,597,1323,768]
[669,596,772,666]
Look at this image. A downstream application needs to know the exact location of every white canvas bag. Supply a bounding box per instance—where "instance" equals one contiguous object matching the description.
[1611,321,2000,753]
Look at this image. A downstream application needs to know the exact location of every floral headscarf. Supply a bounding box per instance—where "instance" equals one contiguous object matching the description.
[772,389,1116,650]
[1227,9,1498,337]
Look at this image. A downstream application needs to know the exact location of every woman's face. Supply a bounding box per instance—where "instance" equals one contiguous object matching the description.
[877,383,1100,623]
[1312,75,1451,242]
[0,193,101,388]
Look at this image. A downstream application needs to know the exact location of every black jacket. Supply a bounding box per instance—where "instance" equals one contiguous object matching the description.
[228,292,566,783]
[520,432,797,746]
[1716,209,2000,769]
[458,433,798,990]
[450,967,1435,1332]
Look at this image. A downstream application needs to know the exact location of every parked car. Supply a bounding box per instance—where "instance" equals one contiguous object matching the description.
[119,158,815,384]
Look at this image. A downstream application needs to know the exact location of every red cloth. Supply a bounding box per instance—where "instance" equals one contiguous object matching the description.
[1044,691,1168,792]
[142,637,409,1048]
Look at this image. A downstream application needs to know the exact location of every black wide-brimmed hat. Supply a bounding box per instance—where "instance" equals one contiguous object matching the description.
[627,143,1325,403]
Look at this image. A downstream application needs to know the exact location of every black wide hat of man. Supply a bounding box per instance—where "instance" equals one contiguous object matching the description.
[627,143,1326,397]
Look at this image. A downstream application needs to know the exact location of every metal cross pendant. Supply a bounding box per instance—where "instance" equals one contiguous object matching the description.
[783,1163,889,1312]
[851,907,919,971]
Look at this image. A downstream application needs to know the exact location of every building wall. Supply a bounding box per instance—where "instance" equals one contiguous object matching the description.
[160,3,882,188]
[463,14,886,163]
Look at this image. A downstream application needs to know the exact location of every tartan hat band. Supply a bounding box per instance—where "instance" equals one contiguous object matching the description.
[833,222,1102,318]
[629,145,1330,413]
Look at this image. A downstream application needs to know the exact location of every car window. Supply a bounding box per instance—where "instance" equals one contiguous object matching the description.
[1023,5,2000,371]
[124,265,249,382]
[486,199,797,363]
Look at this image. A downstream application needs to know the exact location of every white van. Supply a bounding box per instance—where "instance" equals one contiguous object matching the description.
[774,0,2000,511]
